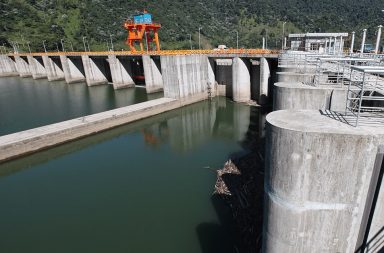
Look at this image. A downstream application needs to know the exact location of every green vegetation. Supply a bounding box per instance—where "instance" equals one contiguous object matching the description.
[1,0,383,52]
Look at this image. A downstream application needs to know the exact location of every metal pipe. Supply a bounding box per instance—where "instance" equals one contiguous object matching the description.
[110,34,114,51]
[339,36,343,55]
[43,40,47,53]
[375,25,382,54]
[282,22,286,50]
[198,27,202,50]
[69,41,74,52]
[236,30,239,50]
[262,37,265,50]
[60,39,65,52]
[82,37,87,52]
[188,34,192,50]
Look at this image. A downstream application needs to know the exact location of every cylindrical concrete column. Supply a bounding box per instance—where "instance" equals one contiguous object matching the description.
[264,109,380,253]
[333,37,337,55]
[232,57,251,102]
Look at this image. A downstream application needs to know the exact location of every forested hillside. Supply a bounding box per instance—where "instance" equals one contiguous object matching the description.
[1,0,383,52]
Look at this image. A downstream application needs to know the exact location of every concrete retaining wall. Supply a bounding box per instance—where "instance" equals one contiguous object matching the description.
[0,98,180,163]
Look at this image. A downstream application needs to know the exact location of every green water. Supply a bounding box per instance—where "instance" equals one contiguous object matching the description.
[0,77,162,136]
[0,78,265,253]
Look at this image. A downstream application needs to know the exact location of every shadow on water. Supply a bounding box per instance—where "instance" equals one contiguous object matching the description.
[196,105,269,253]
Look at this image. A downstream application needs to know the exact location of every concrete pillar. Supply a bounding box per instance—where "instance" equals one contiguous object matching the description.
[264,109,383,253]
[351,32,355,54]
[207,57,216,97]
[27,56,47,79]
[108,55,135,89]
[0,55,18,77]
[259,57,271,105]
[14,56,32,77]
[361,29,367,55]
[60,55,85,84]
[329,37,332,54]
[325,38,328,54]
[42,55,64,81]
[82,55,108,86]
[375,25,382,54]
[232,57,251,102]
[142,55,163,93]
[161,54,209,103]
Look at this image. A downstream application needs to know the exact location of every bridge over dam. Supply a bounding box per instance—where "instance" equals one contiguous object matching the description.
[0,49,278,103]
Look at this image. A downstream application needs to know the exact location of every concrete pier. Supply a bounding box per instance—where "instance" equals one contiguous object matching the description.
[143,55,163,93]
[273,82,347,111]
[0,55,18,77]
[82,55,109,86]
[27,56,47,79]
[42,56,65,81]
[264,109,384,253]
[161,54,210,103]
[232,57,251,102]
[14,56,32,77]
[259,57,271,104]
[108,55,135,89]
[60,55,86,84]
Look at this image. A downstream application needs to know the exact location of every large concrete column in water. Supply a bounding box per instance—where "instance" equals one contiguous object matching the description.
[264,110,384,253]
[0,55,18,77]
[232,57,251,102]
[60,55,85,84]
[108,55,135,89]
[82,55,108,86]
[259,57,271,105]
[27,56,47,79]
[143,55,163,93]
[14,56,32,77]
[42,55,64,81]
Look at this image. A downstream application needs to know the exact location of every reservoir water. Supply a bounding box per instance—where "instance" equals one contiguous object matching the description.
[0,77,162,136]
[0,78,265,253]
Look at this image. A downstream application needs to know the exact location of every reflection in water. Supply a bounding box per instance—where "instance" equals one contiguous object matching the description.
[141,98,254,152]
[0,97,268,253]
[0,77,163,136]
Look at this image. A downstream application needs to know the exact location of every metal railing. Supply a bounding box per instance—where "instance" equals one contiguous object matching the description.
[312,58,382,87]
[6,48,278,57]
[345,66,384,127]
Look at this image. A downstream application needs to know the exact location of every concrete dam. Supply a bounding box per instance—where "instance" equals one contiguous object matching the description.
[1,49,384,252]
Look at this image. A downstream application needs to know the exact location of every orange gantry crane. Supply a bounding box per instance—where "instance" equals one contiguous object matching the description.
[123,10,161,52]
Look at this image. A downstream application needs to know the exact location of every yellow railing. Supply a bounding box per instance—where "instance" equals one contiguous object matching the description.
[7,49,278,57]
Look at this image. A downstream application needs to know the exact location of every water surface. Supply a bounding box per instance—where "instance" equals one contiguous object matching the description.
[0,77,162,136]
[0,98,264,253]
